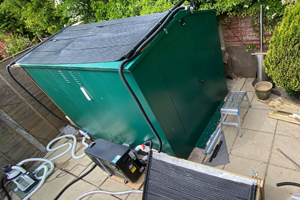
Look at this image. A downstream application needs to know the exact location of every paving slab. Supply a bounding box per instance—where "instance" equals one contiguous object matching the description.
[265,165,300,200]
[251,93,279,110]
[60,179,97,200]
[44,138,85,168]
[224,154,267,179]
[187,147,206,164]
[241,78,255,92]
[4,191,20,200]
[126,192,143,200]
[231,129,273,163]
[83,166,108,187]
[242,109,277,134]
[241,91,255,108]
[60,147,92,176]
[88,193,120,200]
[225,107,248,124]
[43,138,68,159]
[276,120,300,138]
[222,126,239,151]
[226,79,236,91]
[231,78,246,91]
[31,169,76,200]
[269,134,300,170]
[100,178,133,200]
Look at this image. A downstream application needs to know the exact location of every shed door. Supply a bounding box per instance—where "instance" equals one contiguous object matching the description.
[155,30,218,143]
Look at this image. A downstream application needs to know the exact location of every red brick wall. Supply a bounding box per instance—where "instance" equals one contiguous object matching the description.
[222,15,272,49]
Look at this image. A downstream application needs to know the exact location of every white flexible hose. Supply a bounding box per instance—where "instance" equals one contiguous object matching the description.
[23,165,48,200]
[76,190,143,200]
[5,133,90,199]
[46,134,86,160]
[81,137,89,148]
[17,158,55,180]
[11,166,26,173]
[47,142,72,161]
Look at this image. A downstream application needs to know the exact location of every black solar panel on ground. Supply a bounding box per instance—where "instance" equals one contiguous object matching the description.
[143,152,257,200]
[17,12,168,65]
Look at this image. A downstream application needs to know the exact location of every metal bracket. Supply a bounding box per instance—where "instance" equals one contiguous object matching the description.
[179,18,186,26]
[163,28,168,34]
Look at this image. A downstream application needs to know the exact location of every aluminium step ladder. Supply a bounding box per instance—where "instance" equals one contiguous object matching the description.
[220,91,252,137]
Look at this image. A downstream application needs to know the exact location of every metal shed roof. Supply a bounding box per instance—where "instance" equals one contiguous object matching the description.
[17,12,168,65]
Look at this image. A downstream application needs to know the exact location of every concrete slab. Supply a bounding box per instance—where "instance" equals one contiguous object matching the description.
[242,109,277,134]
[126,192,143,200]
[4,191,20,200]
[44,138,85,168]
[224,155,267,179]
[187,147,206,164]
[227,46,257,78]
[225,107,247,124]
[231,129,273,163]
[59,180,97,200]
[222,126,239,151]
[83,166,108,187]
[31,169,76,200]
[226,79,236,91]
[100,178,133,200]
[276,121,300,138]
[60,148,92,176]
[87,193,120,200]
[241,78,255,92]
[241,91,255,108]
[43,138,68,159]
[265,165,300,200]
[269,134,300,170]
[251,93,279,110]
[231,78,246,91]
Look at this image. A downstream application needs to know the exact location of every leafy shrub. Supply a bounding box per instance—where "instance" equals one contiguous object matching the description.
[264,2,300,92]
[1,34,35,56]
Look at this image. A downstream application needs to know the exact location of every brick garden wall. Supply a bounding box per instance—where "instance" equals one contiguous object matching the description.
[220,15,273,78]
[222,15,272,48]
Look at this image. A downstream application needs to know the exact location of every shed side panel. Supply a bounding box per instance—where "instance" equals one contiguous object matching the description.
[23,67,173,155]
[132,11,227,158]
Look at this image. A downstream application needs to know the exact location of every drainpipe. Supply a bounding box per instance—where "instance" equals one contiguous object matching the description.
[259,4,263,52]
[252,4,268,85]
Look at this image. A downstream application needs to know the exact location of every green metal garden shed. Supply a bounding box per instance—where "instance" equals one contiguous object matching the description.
[15,9,227,158]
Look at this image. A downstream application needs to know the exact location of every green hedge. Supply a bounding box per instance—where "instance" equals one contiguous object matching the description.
[264,2,300,92]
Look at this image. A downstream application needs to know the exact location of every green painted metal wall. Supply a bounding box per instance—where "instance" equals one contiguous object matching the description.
[24,67,174,155]
[128,10,227,158]
[20,10,227,159]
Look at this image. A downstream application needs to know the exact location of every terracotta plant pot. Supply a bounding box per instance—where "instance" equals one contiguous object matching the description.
[254,81,272,100]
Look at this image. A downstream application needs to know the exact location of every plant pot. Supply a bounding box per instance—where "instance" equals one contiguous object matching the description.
[254,81,272,100]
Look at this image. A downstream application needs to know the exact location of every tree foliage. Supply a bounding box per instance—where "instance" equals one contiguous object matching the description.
[1,34,35,56]
[0,0,297,57]
[264,1,300,92]
[91,0,177,21]
[0,0,63,37]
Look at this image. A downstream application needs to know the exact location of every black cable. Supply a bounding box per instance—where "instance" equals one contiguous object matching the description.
[144,141,153,149]
[118,5,187,153]
[276,182,300,188]
[187,0,196,9]
[1,175,11,200]
[6,65,81,131]
[53,164,96,200]
[5,24,83,132]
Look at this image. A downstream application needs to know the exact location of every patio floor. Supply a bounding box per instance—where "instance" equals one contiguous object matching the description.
[6,78,300,200]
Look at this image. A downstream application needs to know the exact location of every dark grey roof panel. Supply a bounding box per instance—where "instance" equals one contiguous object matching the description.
[18,12,168,65]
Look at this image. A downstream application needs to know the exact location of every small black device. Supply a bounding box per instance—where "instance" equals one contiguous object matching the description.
[84,139,144,183]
